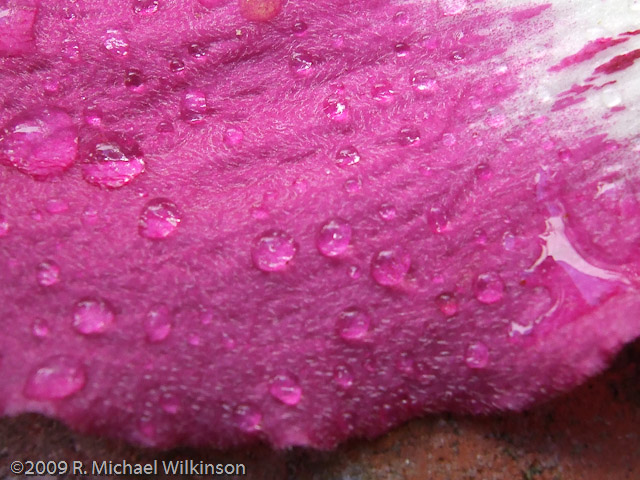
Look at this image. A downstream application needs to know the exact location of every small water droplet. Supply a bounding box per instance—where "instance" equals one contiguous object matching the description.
[317,219,351,257]
[235,404,262,432]
[82,206,99,226]
[145,304,172,343]
[337,308,370,341]
[394,42,410,57]
[397,126,421,146]
[292,20,307,36]
[347,265,361,279]
[473,228,487,245]
[289,50,314,77]
[0,214,9,237]
[83,141,145,188]
[181,88,208,124]
[465,342,489,369]
[188,42,207,59]
[330,33,344,48]
[393,10,409,25]
[252,230,297,271]
[0,108,78,177]
[45,199,69,214]
[62,38,80,62]
[124,68,145,89]
[188,334,201,346]
[132,0,159,15]
[378,203,397,221]
[411,71,438,95]
[335,145,361,167]
[139,199,182,239]
[334,365,354,388]
[73,297,115,335]
[36,260,60,287]
[223,127,244,146]
[474,272,504,304]
[371,246,411,286]
[344,177,362,193]
[169,58,185,73]
[103,29,130,56]
[156,120,174,133]
[428,206,451,233]
[371,80,395,104]
[32,318,50,338]
[323,96,349,122]
[475,163,492,181]
[23,356,86,400]
[269,373,302,405]
[435,293,458,316]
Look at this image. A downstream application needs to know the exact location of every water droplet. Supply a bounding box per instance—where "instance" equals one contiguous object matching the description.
[239,0,283,22]
[393,10,409,25]
[36,261,60,287]
[394,42,410,57]
[82,206,99,226]
[181,88,208,124]
[465,342,489,369]
[223,127,244,146]
[45,199,69,214]
[289,50,314,77]
[439,0,467,16]
[323,96,349,123]
[188,42,207,59]
[371,246,411,286]
[337,308,370,341]
[124,68,145,89]
[347,265,361,279]
[139,199,182,239]
[62,38,80,62]
[252,230,297,271]
[335,145,361,167]
[269,373,302,405]
[397,126,421,146]
[317,219,351,257]
[411,71,438,94]
[145,304,172,343]
[474,272,504,304]
[371,80,395,104]
[103,29,130,56]
[32,318,50,338]
[188,334,201,346]
[235,404,262,432]
[334,365,354,388]
[169,59,185,74]
[132,0,159,15]
[435,293,458,316]
[0,3,37,56]
[23,356,86,400]
[427,206,451,233]
[82,141,145,188]
[473,228,487,245]
[0,108,78,177]
[378,203,397,221]
[156,120,174,133]
[474,163,492,181]
[292,20,307,36]
[0,214,9,237]
[330,33,344,48]
[344,177,361,193]
[72,297,115,335]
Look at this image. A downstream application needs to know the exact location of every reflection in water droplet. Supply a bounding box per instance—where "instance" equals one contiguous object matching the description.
[347,265,361,280]
[73,297,115,335]
[317,219,351,257]
[344,177,362,193]
[334,365,354,388]
[465,342,489,369]
[371,80,395,104]
[323,96,349,122]
[371,246,411,286]
[36,261,60,287]
[133,0,159,14]
[223,127,244,146]
[398,126,421,146]
[378,203,397,221]
[235,404,262,432]
[335,145,361,167]
[474,272,504,304]
[83,142,145,188]
[139,199,182,239]
[103,29,130,56]
[252,230,297,271]
[24,356,86,400]
[337,308,370,341]
[292,20,307,36]
[435,293,458,316]
[411,71,438,94]
[145,304,172,343]
[394,42,410,57]
[124,68,145,89]
[181,88,208,124]
[428,206,451,233]
[269,373,302,405]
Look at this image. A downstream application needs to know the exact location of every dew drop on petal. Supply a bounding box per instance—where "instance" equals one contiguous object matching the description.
[289,50,314,77]
[337,308,370,341]
[435,293,459,316]
[474,272,505,304]
[102,29,130,57]
[334,365,354,388]
[323,96,349,123]
[82,141,145,189]
[335,145,361,167]
[36,260,60,287]
[371,246,411,286]
[234,404,262,432]
[465,342,489,369]
[378,203,397,221]
[398,126,421,146]
[316,219,351,257]
[32,318,50,339]
[411,71,438,95]
[269,373,302,405]
[371,79,395,104]
[252,230,297,272]
[23,356,86,400]
[181,88,208,124]
[0,214,9,237]
[223,127,244,146]
[132,0,159,15]
[145,304,172,343]
[72,297,115,335]
[139,199,182,239]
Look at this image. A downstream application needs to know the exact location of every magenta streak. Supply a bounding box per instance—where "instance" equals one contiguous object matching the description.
[594,48,640,75]
[549,37,629,72]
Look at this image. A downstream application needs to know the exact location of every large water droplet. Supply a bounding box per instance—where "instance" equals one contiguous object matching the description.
[102,29,130,56]
[474,272,504,304]
[336,307,370,341]
[269,373,302,405]
[465,342,489,369]
[323,96,349,123]
[36,260,60,287]
[0,108,78,177]
[289,50,314,77]
[145,304,172,343]
[371,79,395,104]
[316,219,351,257]
[371,246,411,286]
[23,356,86,400]
[234,404,262,432]
[239,0,283,22]
[181,88,208,124]
[72,298,115,335]
[139,199,182,239]
[335,145,361,167]
[82,141,145,188]
[252,230,297,271]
